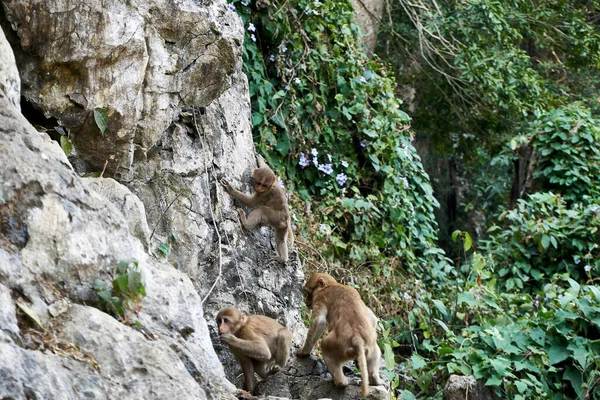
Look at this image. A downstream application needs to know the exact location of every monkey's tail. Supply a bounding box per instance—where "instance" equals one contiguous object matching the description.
[354,339,369,397]
[287,222,295,249]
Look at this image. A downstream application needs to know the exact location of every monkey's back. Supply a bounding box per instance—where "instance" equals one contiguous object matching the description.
[258,184,289,218]
[318,284,377,347]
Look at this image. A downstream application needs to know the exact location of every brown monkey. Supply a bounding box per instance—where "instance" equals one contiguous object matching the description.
[216,307,293,393]
[296,273,383,397]
[220,155,294,263]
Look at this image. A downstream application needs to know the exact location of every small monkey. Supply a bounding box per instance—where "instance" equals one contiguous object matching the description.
[216,307,293,393]
[296,273,383,397]
[221,155,294,263]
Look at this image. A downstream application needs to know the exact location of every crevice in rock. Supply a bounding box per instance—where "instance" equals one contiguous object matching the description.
[19,98,67,146]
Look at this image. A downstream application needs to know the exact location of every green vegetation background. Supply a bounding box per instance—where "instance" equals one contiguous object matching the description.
[232,0,600,398]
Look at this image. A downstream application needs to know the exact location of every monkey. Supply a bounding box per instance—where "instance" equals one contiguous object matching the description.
[296,273,383,397]
[220,155,294,263]
[216,307,293,393]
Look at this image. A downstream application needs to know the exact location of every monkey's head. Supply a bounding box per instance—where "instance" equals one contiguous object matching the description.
[216,307,248,336]
[303,273,336,308]
[252,166,276,193]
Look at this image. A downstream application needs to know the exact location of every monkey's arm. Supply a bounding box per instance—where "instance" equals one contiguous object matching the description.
[296,306,327,356]
[220,179,259,207]
[222,334,272,361]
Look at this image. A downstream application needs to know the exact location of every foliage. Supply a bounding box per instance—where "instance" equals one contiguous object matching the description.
[231,0,448,312]
[93,107,108,137]
[384,246,600,399]
[94,260,146,320]
[483,193,600,291]
[530,104,600,203]
[377,0,600,255]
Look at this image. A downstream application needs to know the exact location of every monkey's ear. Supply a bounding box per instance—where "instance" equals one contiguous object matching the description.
[317,277,327,288]
[240,314,249,325]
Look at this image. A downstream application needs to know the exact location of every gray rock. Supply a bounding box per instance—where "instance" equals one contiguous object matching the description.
[0,27,235,398]
[351,0,384,55]
[0,283,18,339]
[256,356,388,400]
[443,375,494,400]
[0,26,20,110]
[1,0,243,180]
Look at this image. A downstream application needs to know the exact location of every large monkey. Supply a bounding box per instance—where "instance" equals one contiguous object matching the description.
[216,307,293,393]
[296,273,383,397]
[220,155,294,263]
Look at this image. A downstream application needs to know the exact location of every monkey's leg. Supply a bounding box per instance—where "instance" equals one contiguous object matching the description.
[367,346,383,385]
[239,356,257,393]
[239,207,268,230]
[323,353,349,387]
[254,361,271,379]
[297,307,327,356]
[275,327,293,367]
[270,227,288,263]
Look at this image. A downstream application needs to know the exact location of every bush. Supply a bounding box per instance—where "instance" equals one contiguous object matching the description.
[483,193,600,290]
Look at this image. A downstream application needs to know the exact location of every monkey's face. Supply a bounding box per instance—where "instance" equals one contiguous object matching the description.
[303,279,320,308]
[253,167,276,193]
[303,273,335,308]
[216,308,243,336]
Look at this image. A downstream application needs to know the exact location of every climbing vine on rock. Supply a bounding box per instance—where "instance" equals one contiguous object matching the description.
[229,0,449,313]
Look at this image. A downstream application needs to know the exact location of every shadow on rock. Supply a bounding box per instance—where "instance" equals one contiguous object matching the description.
[255,356,389,400]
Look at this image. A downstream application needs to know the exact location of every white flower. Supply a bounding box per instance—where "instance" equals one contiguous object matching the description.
[311,148,318,156]
[248,23,256,32]
[341,160,348,168]
[319,224,327,231]
[584,265,592,272]
[226,3,236,11]
[294,77,301,84]
[250,34,256,42]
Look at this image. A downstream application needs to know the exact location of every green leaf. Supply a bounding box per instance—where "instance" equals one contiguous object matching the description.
[158,243,170,256]
[457,292,478,306]
[463,232,472,251]
[410,354,426,370]
[548,343,570,365]
[128,271,142,293]
[93,279,108,291]
[114,274,129,295]
[60,136,73,156]
[383,343,395,370]
[515,380,528,394]
[485,375,502,386]
[98,290,112,303]
[432,299,449,318]
[563,367,583,398]
[93,107,109,136]
[451,230,460,242]
[397,390,416,400]
[541,234,550,250]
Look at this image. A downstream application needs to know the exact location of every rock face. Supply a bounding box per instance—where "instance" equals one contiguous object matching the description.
[351,0,384,55]
[1,0,241,180]
[0,22,234,399]
[256,357,389,400]
[443,375,494,400]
